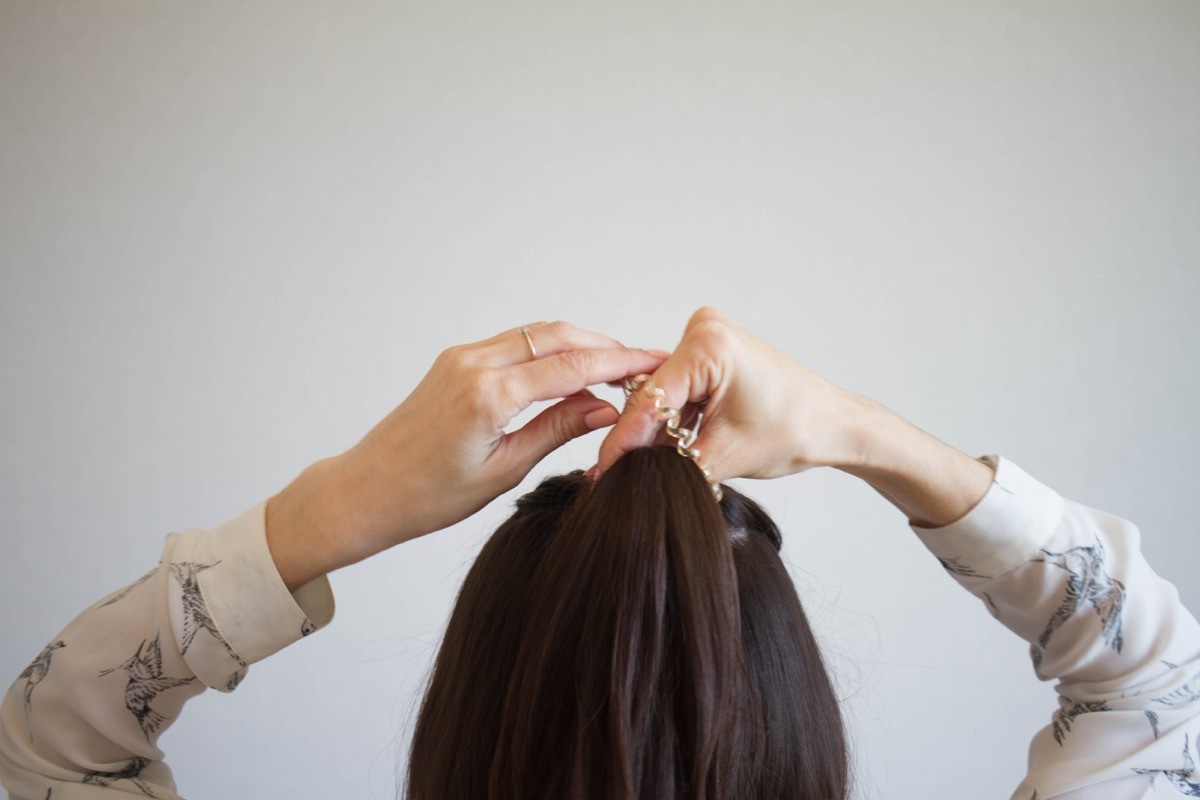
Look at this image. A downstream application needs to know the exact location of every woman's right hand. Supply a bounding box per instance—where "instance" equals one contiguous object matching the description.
[596,306,996,529]
[593,307,875,483]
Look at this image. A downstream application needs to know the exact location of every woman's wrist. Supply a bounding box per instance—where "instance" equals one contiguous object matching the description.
[266,456,350,592]
[835,397,995,528]
[266,448,436,592]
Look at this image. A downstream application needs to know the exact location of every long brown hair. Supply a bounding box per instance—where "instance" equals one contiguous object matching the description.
[407,445,849,799]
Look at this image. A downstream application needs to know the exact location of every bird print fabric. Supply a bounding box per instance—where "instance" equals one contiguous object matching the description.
[913,456,1200,798]
[83,758,157,797]
[98,634,195,742]
[1033,540,1126,655]
[96,566,159,609]
[18,642,64,719]
[0,500,333,800]
[1134,735,1200,797]
[170,562,238,662]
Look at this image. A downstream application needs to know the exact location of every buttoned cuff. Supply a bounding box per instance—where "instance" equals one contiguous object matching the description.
[169,500,335,691]
[910,454,1066,582]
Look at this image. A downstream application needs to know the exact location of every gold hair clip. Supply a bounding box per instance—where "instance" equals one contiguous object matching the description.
[622,374,723,502]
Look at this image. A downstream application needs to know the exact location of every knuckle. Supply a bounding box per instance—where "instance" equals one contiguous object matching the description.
[461,368,497,409]
[436,344,470,369]
[553,409,580,444]
[688,317,735,351]
[558,349,593,376]
[688,305,729,328]
[540,320,574,341]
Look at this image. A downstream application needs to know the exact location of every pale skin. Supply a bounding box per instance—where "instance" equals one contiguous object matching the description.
[265,309,995,592]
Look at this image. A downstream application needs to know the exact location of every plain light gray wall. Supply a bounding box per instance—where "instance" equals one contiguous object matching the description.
[2,1,1197,797]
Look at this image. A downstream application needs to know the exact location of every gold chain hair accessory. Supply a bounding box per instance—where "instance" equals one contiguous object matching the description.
[622,374,723,502]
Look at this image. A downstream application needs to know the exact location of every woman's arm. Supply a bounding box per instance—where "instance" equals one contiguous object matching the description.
[835,396,995,527]
[0,503,333,800]
[908,455,1200,799]
[0,321,666,800]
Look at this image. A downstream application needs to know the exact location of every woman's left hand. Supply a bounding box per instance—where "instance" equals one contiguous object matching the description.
[265,321,667,590]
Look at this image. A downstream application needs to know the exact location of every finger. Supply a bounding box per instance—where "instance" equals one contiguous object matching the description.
[603,350,674,389]
[682,419,735,485]
[500,396,620,476]
[507,347,669,405]
[684,305,735,332]
[473,321,638,367]
[585,400,721,482]
[590,308,738,480]
[593,387,665,466]
[522,323,668,361]
[593,349,717,477]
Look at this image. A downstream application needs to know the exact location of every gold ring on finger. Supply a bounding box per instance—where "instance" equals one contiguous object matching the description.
[518,327,538,361]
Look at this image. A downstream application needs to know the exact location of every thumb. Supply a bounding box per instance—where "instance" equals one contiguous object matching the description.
[504,396,619,474]
[682,423,734,486]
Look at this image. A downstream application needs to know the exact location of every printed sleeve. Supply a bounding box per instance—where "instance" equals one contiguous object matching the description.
[0,501,335,800]
[913,454,1200,800]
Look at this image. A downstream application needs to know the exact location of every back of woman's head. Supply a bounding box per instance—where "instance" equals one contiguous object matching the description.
[407,445,848,800]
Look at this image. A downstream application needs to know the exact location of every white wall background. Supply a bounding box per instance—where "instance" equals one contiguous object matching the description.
[2,1,1197,798]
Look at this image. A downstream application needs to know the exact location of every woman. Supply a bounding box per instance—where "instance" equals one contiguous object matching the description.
[2,307,1198,799]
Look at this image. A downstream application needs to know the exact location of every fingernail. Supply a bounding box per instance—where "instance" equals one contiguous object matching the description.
[647,349,671,359]
[583,406,618,430]
[584,465,601,482]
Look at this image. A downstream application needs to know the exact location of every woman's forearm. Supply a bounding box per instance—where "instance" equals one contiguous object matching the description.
[836,397,995,529]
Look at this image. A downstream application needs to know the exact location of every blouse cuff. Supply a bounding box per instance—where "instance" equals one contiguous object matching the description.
[168,500,335,690]
[910,454,1067,582]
